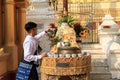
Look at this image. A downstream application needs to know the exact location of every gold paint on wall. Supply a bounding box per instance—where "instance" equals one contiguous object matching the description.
[0,0,3,47]
[0,0,2,47]
[57,1,120,22]
[3,0,18,71]
[17,7,26,62]
[69,0,118,2]
[4,0,16,45]
[0,0,28,78]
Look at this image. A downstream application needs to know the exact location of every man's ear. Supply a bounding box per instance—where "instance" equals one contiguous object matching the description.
[29,29,33,33]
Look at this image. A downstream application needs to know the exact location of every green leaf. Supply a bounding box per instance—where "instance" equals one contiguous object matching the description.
[57,15,76,27]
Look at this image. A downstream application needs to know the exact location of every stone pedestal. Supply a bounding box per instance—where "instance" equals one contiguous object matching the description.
[108,43,120,79]
[99,33,119,52]
[110,52,120,79]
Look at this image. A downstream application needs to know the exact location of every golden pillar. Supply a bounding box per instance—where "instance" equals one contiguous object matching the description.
[4,0,18,71]
[17,7,26,62]
[0,0,2,47]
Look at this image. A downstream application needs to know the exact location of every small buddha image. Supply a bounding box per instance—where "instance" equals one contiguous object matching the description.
[50,22,79,53]
[57,22,78,47]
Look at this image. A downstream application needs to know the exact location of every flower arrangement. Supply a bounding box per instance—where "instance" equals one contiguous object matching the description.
[48,13,76,46]
[73,23,89,37]
[47,23,61,46]
[47,23,57,38]
[47,15,89,46]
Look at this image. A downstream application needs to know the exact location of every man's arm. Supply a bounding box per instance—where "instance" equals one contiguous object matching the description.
[34,29,49,41]
[34,31,46,41]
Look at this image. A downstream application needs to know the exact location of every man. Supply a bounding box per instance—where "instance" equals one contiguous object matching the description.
[23,21,49,80]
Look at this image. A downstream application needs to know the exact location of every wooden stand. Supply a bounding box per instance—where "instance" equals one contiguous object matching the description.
[40,55,91,80]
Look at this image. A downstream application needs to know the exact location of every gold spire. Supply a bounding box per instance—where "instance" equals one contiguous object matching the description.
[63,8,67,15]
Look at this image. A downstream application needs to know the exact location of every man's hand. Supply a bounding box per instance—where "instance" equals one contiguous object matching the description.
[40,52,47,58]
[45,27,51,33]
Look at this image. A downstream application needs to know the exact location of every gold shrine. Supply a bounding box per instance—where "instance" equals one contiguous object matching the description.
[40,1,92,80]
[0,0,120,80]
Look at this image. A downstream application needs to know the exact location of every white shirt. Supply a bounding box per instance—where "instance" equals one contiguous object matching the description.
[23,31,46,62]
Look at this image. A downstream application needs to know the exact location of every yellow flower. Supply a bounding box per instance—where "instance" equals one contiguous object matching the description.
[83,29,88,36]
[79,29,88,38]
[79,31,86,37]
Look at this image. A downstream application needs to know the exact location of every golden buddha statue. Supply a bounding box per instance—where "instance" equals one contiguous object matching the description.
[57,22,78,47]
[50,22,78,53]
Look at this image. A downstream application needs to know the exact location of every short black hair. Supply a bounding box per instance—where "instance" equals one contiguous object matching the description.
[25,22,37,33]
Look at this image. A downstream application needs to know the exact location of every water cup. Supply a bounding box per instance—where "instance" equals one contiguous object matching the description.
[71,54,76,57]
[65,54,71,58]
[59,54,64,58]
[78,53,82,57]
[53,54,58,58]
